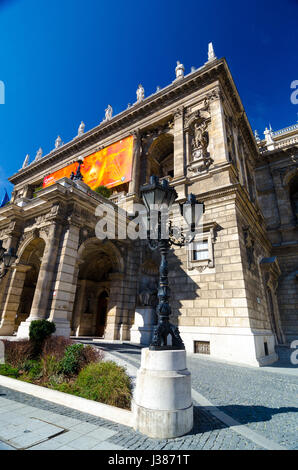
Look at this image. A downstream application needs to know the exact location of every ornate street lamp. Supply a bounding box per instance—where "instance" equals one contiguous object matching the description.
[0,241,18,279]
[140,175,204,351]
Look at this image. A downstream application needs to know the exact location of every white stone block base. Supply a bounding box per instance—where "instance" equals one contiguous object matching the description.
[16,319,70,339]
[133,348,193,439]
[179,326,278,366]
[130,307,155,346]
[16,320,33,338]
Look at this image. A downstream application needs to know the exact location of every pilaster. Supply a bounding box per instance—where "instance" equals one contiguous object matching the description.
[209,90,229,164]
[0,264,31,335]
[48,224,80,337]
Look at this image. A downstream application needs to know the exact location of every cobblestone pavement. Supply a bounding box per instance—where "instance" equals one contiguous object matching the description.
[0,342,296,450]
[92,341,298,450]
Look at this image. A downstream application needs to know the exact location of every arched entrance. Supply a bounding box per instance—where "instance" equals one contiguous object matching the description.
[0,237,45,335]
[71,238,124,338]
[15,237,45,331]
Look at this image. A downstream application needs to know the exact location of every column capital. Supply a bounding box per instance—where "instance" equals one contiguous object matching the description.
[174,106,184,120]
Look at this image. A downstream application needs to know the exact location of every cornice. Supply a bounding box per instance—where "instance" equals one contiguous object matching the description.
[9,58,256,186]
[256,145,298,167]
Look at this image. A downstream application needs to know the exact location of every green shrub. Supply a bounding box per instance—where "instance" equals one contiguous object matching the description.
[29,320,56,356]
[74,361,132,409]
[94,185,112,198]
[58,343,85,376]
[0,364,20,378]
[23,359,42,380]
[41,355,60,380]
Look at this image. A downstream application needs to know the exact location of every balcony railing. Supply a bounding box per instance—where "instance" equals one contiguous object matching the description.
[272,123,298,137]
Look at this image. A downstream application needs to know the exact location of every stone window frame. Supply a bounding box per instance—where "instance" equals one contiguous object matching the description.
[187,222,217,271]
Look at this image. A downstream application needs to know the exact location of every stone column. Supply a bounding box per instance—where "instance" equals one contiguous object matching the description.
[185,130,191,166]
[104,273,125,340]
[128,130,142,196]
[0,264,31,335]
[0,268,13,317]
[173,107,185,179]
[71,279,85,336]
[209,90,229,164]
[0,230,22,323]
[48,224,80,337]
[17,224,62,338]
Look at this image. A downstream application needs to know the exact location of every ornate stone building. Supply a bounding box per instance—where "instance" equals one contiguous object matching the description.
[255,123,298,344]
[0,47,297,366]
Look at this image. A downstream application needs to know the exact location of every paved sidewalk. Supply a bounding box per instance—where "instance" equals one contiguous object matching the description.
[0,395,124,450]
[0,384,263,450]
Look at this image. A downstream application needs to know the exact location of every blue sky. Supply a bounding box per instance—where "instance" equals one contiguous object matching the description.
[0,0,297,196]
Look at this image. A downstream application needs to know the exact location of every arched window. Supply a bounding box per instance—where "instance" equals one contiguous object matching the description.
[289,174,298,221]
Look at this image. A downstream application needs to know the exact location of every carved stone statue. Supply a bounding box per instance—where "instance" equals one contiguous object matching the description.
[207,42,217,62]
[187,118,213,174]
[35,148,43,161]
[175,61,185,80]
[104,104,113,121]
[264,126,275,149]
[78,121,85,137]
[138,276,158,307]
[55,135,62,149]
[192,120,209,156]
[136,84,144,103]
[21,154,29,169]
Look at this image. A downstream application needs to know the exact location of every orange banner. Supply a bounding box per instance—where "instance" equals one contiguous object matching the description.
[43,135,134,190]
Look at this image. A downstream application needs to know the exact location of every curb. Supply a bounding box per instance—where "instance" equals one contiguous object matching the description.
[0,375,134,428]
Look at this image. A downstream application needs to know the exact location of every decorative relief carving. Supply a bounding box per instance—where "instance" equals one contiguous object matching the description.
[0,222,16,239]
[174,107,184,119]
[205,88,222,102]
[138,257,159,307]
[243,227,255,270]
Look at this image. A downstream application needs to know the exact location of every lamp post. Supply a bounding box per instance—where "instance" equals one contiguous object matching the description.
[0,240,18,279]
[134,175,204,439]
[140,175,203,351]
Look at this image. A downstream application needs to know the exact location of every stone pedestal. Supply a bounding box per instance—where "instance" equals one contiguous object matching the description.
[133,348,193,439]
[130,307,155,345]
[16,319,33,338]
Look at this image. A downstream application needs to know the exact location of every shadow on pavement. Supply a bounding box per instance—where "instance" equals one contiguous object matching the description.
[191,404,298,435]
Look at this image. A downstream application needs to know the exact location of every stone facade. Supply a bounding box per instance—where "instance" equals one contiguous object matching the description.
[255,123,298,343]
[0,54,297,366]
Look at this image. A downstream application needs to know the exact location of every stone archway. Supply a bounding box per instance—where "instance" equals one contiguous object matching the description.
[0,237,45,336]
[146,133,174,181]
[71,238,125,338]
